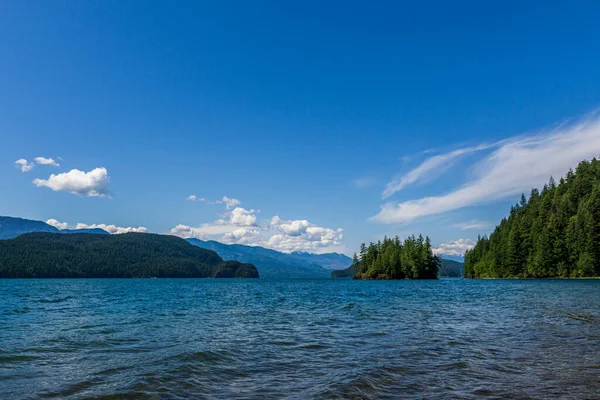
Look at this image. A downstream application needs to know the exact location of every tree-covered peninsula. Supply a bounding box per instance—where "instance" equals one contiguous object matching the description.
[0,232,258,278]
[465,158,600,278]
[353,235,439,279]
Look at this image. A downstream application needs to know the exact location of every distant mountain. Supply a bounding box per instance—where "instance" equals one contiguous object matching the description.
[0,232,258,278]
[187,239,333,278]
[0,216,109,239]
[60,228,110,235]
[438,259,464,278]
[330,264,359,278]
[331,258,464,278]
[289,251,352,270]
[0,216,59,239]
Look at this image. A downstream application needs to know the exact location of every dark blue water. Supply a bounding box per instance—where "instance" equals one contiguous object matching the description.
[1,279,599,399]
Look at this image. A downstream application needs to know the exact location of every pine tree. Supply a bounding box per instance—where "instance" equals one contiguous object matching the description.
[465,157,600,278]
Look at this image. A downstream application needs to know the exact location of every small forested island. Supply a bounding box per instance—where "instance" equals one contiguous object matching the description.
[465,158,600,278]
[331,258,462,278]
[352,235,439,279]
[0,232,258,278]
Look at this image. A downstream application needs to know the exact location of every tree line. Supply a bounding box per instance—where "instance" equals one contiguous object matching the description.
[354,235,439,279]
[465,157,600,278]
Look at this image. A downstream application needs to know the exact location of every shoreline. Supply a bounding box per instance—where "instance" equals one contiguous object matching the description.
[466,277,600,280]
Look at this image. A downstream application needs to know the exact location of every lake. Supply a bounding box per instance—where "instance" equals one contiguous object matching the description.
[1,278,599,399]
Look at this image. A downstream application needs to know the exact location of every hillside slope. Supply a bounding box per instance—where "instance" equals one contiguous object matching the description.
[0,233,258,278]
[187,239,332,278]
[465,158,600,278]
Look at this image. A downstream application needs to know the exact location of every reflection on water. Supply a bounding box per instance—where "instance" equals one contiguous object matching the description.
[1,278,599,399]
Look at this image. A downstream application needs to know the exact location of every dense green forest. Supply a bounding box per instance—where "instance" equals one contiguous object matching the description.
[465,158,600,278]
[0,232,258,278]
[332,256,460,278]
[353,235,439,279]
[437,259,464,278]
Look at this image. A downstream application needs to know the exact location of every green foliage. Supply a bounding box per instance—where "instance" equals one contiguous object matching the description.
[0,232,258,278]
[465,158,600,278]
[353,235,439,279]
[437,259,464,277]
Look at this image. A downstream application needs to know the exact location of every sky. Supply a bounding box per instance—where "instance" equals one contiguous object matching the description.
[2,1,600,257]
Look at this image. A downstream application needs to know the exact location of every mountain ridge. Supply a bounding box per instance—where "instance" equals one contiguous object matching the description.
[187,239,342,278]
[0,232,258,278]
[0,216,109,239]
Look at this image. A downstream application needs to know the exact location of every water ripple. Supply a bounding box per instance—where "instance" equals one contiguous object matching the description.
[0,278,599,399]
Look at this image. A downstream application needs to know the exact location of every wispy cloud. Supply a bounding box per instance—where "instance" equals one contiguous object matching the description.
[15,159,34,172]
[15,157,60,172]
[372,114,600,224]
[382,143,494,199]
[187,195,241,209]
[454,220,492,230]
[352,177,376,189]
[34,157,59,167]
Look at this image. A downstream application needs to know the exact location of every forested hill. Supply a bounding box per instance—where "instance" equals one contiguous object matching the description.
[353,235,439,280]
[437,259,464,278]
[0,232,258,278]
[465,157,600,278]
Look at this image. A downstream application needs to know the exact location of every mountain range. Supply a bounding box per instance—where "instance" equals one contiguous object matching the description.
[186,239,351,278]
[0,216,108,239]
[0,215,462,279]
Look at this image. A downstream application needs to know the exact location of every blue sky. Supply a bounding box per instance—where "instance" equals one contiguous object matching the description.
[2,1,600,256]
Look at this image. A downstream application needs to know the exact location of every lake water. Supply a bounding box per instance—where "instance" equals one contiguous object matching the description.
[1,278,599,399]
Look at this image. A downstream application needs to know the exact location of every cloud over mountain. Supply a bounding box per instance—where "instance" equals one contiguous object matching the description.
[170,199,344,253]
[432,239,476,257]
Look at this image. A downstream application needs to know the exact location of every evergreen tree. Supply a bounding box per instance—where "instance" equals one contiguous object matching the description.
[354,234,439,279]
[465,157,600,278]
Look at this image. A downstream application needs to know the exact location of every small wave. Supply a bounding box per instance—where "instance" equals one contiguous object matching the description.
[38,296,73,304]
[0,354,39,363]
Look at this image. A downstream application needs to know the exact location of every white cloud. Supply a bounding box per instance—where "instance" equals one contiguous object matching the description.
[432,239,476,257]
[382,144,493,199]
[372,114,600,224]
[228,207,257,226]
[222,228,261,245]
[269,216,310,236]
[170,200,344,253]
[33,167,110,197]
[187,195,241,209]
[454,220,492,230]
[169,224,210,240]
[35,157,59,167]
[46,218,68,230]
[15,159,34,172]
[221,196,241,209]
[266,227,344,253]
[187,195,206,202]
[75,223,148,234]
[267,216,344,252]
